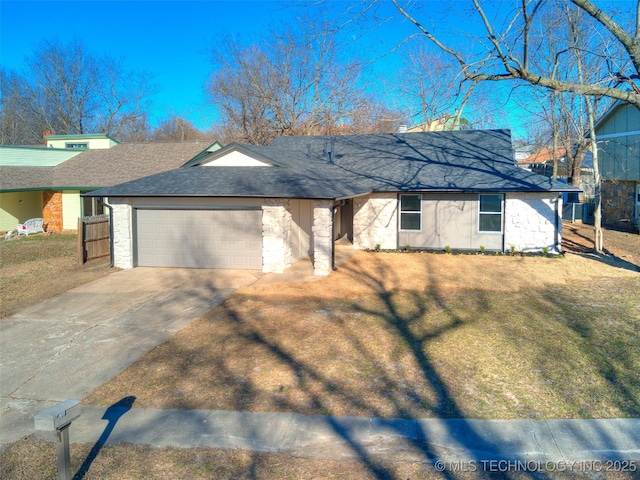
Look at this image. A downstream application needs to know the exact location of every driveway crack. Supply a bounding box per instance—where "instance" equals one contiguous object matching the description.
[8,323,101,398]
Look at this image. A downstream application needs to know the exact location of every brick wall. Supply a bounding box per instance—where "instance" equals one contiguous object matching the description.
[42,191,63,233]
[601,180,636,230]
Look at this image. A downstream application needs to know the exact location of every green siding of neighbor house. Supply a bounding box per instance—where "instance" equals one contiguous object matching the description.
[0,146,82,167]
[0,191,43,231]
[596,103,640,182]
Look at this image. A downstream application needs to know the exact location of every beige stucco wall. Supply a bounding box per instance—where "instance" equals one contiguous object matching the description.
[202,150,272,167]
[62,191,81,231]
[0,191,43,231]
[504,192,560,253]
[398,193,503,251]
[46,137,116,149]
[353,193,398,250]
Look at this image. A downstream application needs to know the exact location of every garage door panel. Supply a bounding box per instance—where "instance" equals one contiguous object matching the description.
[136,209,262,269]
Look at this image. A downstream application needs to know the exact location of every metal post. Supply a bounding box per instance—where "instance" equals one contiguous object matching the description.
[35,399,81,480]
[56,426,72,480]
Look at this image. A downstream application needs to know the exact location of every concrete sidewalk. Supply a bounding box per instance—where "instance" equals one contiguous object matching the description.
[60,405,640,465]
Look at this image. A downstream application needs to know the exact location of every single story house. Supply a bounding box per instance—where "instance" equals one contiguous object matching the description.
[85,129,579,276]
[0,136,221,232]
[593,100,640,232]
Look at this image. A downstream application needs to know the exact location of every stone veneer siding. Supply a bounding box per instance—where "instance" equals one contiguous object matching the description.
[312,200,333,276]
[262,199,292,273]
[601,180,637,230]
[42,191,63,233]
[111,200,133,269]
[504,192,560,253]
[352,193,398,250]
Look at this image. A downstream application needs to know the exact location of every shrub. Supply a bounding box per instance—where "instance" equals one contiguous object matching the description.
[444,245,451,254]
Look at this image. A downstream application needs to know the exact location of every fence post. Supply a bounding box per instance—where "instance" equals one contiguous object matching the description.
[77,218,84,264]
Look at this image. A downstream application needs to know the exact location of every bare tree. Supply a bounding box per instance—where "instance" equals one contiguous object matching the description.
[390,0,638,106]
[27,39,100,135]
[0,39,156,143]
[388,0,630,252]
[395,47,476,130]
[206,20,364,145]
[0,69,42,144]
[94,57,157,140]
[336,96,403,134]
[152,116,211,142]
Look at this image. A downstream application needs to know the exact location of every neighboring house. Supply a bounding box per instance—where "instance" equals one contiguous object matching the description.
[45,133,118,150]
[517,147,568,176]
[517,146,594,201]
[593,101,640,232]
[86,129,578,276]
[0,136,221,233]
[404,114,470,133]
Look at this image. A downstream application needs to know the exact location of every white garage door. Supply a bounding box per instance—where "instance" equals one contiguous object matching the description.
[136,209,262,269]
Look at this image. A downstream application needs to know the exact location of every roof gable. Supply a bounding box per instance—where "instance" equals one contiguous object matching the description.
[200,149,273,167]
[187,143,286,167]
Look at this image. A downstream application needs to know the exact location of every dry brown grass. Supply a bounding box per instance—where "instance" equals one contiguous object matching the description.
[0,234,115,318]
[1,436,631,480]
[86,232,640,420]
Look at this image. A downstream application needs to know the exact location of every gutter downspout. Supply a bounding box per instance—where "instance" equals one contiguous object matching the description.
[98,198,114,268]
[331,200,346,271]
[502,193,506,253]
[555,193,561,253]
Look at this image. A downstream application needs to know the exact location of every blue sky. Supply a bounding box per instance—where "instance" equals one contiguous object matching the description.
[2,1,305,129]
[1,0,536,137]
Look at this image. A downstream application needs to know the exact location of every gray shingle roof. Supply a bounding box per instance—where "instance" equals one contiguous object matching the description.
[0,167,54,191]
[52,142,210,188]
[1,142,210,192]
[86,130,579,199]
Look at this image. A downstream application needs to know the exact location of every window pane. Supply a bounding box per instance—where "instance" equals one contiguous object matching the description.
[401,195,421,212]
[479,213,502,232]
[401,212,421,230]
[480,194,502,213]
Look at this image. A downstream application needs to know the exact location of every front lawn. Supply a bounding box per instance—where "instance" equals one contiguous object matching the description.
[0,234,114,318]
[85,247,640,420]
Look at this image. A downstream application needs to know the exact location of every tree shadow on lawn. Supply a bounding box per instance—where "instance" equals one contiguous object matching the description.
[562,225,640,272]
[207,259,542,480]
[519,277,640,418]
[217,260,638,479]
[84,255,639,479]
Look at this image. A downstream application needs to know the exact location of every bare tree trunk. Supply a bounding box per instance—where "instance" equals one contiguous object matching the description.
[585,99,603,252]
[551,92,559,181]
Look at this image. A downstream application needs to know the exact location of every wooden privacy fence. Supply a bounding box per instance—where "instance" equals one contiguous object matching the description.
[78,214,111,264]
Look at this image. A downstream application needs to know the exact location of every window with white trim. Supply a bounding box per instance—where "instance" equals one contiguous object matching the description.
[400,194,421,230]
[66,142,88,149]
[479,194,503,232]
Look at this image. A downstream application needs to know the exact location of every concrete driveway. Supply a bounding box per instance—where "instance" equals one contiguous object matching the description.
[0,267,261,446]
